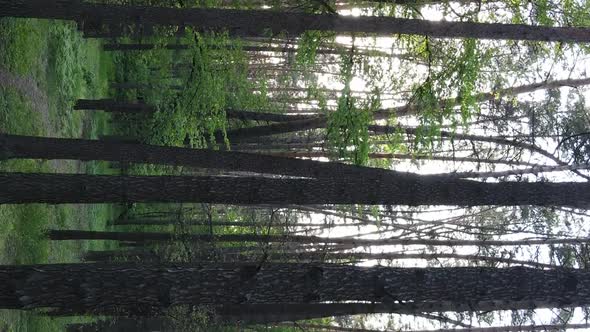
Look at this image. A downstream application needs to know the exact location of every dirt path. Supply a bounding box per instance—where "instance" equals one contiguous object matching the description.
[0,68,52,131]
[0,67,84,172]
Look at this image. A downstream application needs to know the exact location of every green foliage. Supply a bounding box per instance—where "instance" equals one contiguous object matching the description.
[556,91,590,164]
[295,30,335,67]
[409,38,481,151]
[0,17,117,332]
[48,24,86,109]
[0,18,45,75]
[327,92,372,165]
[324,51,379,166]
[114,31,271,149]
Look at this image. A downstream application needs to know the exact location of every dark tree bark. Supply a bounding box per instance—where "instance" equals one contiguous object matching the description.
[2,172,590,207]
[49,300,587,321]
[0,263,588,314]
[114,217,332,227]
[0,134,404,181]
[225,109,315,122]
[74,99,155,113]
[3,1,590,42]
[47,230,590,247]
[218,117,326,143]
[104,43,359,56]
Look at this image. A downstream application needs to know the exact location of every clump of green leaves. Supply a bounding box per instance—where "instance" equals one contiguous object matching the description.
[326,53,378,166]
[114,30,271,149]
[410,38,481,151]
[295,30,336,67]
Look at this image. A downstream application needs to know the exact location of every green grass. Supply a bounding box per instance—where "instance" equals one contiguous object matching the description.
[0,17,118,332]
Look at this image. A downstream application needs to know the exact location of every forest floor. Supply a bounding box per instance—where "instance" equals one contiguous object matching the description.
[0,18,119,331]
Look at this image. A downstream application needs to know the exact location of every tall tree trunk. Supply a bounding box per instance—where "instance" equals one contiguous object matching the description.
[268,151,542,167]
[103,43,372,56]
[3,1,590,42]
[0,134,403,181]
[225,109,315,122]
[1,263,588,314]
[282,322,590,332]
[2,172,590,207]
[47,230,590,248]
[114,217,334,227]
[219,117,326,143]
[223,251,556,269]
[74,99,155,113]
[48,300,587,321]
[221,120,562,167]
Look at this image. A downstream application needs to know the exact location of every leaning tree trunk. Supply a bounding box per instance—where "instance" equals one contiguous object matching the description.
[3,1,590,42]
[2,172,590,207]
[0,263,588,315]
[0,134,405,182]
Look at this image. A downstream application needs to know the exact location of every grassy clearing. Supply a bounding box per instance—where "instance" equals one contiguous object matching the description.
[0,17,118,331]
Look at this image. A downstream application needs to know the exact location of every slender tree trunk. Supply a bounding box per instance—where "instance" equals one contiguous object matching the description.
[3,1,590,41]
[103,43,370,56]
[223,252,556,268]
[114,218,335,228]
[220,119,566,169]
[74,99,155,113]
[47,230,590,247]
[440,164,589,179]
[225,109,315,122]
[219,117,326,143]
[226,76,590,126]
[269,151,542,167]
[377,77,590,118]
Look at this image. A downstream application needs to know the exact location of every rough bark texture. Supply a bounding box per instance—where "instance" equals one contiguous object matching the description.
[49,301,586,321]
[3,1,590,41]
[0,134,406,181]
[2,172,590,207]
[0,263,588,314]
[47,230,590,248]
